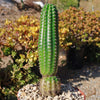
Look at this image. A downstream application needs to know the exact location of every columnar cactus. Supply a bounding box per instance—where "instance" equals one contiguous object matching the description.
[38,4,60,97]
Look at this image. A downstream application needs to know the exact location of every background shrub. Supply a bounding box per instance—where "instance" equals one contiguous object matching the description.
[48,0,79,12]
[59,7,100,63]
[59,7,100,50]
[0,63,39,99]
[0,16,40,99]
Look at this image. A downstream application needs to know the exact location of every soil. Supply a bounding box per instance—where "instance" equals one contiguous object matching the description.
[80,0,100,11]
[0,0,40,27]
[57,64,100,100]
[0,1,100,100]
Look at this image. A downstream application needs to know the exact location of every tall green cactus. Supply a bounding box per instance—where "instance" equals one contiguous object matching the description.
[38,4,59,76]
[38,4,60,97]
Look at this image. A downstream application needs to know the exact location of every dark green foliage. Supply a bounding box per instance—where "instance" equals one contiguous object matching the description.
[67,46,85,69]
[0,63,39,99]
[1,46,12,56]
[84,44,100,63]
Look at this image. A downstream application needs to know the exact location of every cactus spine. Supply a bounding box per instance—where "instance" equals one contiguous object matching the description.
[38,4,60,97]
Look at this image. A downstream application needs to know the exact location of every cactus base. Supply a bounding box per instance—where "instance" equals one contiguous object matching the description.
[40,76,61,97]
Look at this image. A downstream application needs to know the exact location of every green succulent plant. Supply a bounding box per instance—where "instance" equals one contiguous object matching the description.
[38,4,60,97]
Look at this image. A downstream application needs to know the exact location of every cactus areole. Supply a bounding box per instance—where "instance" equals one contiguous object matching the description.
[38,4,61,97]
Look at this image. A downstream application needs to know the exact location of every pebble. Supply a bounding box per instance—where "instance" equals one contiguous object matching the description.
[54,96,59,100]
[17,84,85,100]
[33,86,37,91]
[37,97,43,100]
[47,96,53,100]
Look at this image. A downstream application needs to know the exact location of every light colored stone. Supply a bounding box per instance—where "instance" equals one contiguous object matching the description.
[17,84,85,100]
[54,96,59,100]
[47,96,53,100]
[21,92,26,97]
[33,86,37,91]
[37,97,43,100]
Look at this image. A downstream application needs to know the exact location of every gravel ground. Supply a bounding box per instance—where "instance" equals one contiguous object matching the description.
[57,64,100,100]
[72,65,100,100]
[17,84,85,100]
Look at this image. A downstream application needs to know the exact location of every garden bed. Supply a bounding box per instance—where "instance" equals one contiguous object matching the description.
[0,1,100,100]
[17,83,85,100]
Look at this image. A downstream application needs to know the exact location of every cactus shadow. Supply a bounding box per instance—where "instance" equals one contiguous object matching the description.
[57,64,100,87]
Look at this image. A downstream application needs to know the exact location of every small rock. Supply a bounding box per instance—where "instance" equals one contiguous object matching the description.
[21,92,26,97]
[33,86,37,91]
[47,96,53,100]
[17,84,85,100]
[62,92,66,96]
[37,97,43,100]
[54,95,59,100]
